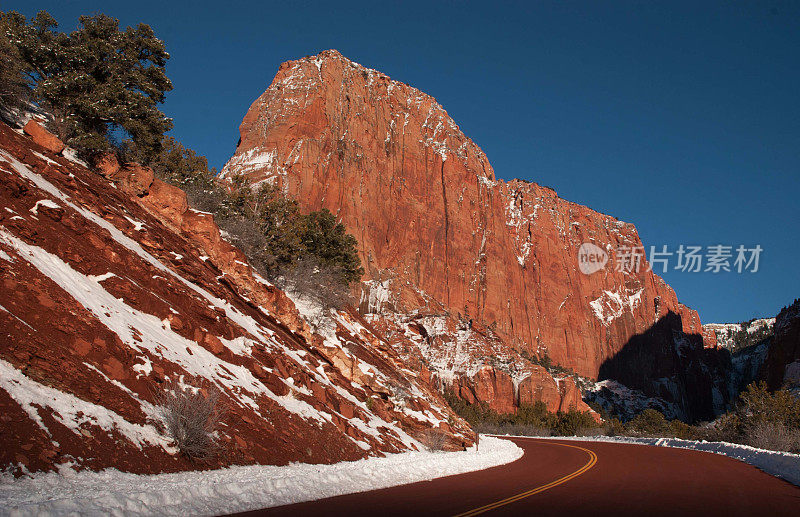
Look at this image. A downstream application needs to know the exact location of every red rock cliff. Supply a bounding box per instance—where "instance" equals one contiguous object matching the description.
[222,50,706,383]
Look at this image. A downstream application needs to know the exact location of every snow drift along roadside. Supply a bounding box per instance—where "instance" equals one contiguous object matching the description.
[0,436,522,516]
[522,435,800,486]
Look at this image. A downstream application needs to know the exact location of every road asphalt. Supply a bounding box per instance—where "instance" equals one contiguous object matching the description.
[239,436,800,516]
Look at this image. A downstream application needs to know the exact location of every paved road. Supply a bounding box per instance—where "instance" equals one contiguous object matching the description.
[241,437,800,516]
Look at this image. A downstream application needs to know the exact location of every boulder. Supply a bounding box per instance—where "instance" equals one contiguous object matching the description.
[23,120,64,154]
[468,366,516,414]
[121,163,155,197]
[94,153,122,179]
[140,178,188,229]
[93,154,154,196]
[518,367,562,410]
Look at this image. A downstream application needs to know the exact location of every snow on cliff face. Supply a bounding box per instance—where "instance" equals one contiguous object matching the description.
[361,286,597,417]
[0,123,475,476]
[589,288,644,326]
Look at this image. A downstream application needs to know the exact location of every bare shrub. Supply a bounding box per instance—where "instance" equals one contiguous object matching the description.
[184,182,227,215]
[216,214,277,274]
[153,380,224,462]
[745,421,800,453]
[420,428,448,452]
[275,256,353,314]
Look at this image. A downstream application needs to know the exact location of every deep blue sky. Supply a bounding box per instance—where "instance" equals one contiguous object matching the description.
[9,1,799,323]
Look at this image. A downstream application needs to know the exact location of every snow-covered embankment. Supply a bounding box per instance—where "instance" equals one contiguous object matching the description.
[0,436,522,516]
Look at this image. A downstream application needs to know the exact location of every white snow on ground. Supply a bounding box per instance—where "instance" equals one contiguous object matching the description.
[0,436,522,516]
[123,215,146,231]
[0,227,329,425]
[31,151,59,166]
[61,147,88,167]
[516,435,800,487]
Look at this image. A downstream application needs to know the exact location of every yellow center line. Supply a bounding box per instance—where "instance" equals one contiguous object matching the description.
[454,441,598,517]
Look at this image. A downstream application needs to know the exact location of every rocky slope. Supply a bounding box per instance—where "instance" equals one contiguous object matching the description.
[0,121,475,476]
[221,49,724,420]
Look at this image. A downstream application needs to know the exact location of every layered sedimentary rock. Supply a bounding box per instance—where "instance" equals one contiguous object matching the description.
[0,122,474,475]
[221,50,719,418]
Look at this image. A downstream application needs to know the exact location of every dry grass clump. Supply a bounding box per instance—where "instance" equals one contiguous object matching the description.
[154,379,224,462]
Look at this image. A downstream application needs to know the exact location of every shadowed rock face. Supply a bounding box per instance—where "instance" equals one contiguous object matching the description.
[764,299,800,391]
[221,50,709,386]
[598,312,732,422]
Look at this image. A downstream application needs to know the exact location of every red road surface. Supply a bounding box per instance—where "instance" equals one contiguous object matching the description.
[239,437,800,516]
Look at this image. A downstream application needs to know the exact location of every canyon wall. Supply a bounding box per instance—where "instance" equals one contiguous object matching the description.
[221,50,713,389]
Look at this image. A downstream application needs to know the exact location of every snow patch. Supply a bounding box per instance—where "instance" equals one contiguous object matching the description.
[123,215,146,231]
[61,147,87,167]
[31,151,59,166]
[88,272,116,283]
[0,228,329,424]
[29,199,60,215]
[360,279,391,314]
[589,288,643,326]
[0,359,168,449]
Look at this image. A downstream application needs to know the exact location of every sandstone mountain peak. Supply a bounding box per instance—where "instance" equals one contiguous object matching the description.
[222,54,730,422]
[223,49,494,184]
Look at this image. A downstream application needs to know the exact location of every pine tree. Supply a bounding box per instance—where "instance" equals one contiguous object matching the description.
[300,209,364,284]
[0,12,41,117]
[147,136,217,188]
[2,10,173,159]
